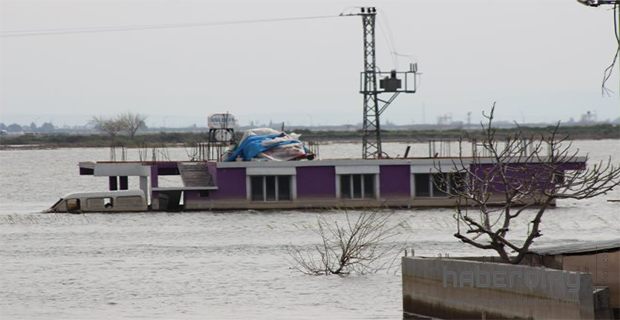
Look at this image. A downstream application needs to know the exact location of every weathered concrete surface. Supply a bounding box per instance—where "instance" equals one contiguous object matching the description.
[523,241,620,312]
[402,257,595,319]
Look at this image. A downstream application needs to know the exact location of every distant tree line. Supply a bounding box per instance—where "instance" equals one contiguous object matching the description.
[91,112,147,139]
[0,122,56,133]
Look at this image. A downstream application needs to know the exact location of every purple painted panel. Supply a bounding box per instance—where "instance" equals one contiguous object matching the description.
[184,190,211,200]
[207,162,218,184]
[380,165,411,197]
[150,166,159,188]
[211,167,247,199]
[471,160,586,193]
[296,166,336,198]
[185,190,200,200]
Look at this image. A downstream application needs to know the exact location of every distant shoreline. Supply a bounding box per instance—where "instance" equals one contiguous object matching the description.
[1,124,619,150]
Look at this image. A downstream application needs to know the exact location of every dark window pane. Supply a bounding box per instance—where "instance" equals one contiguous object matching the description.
[450,172,467,194]
[433,173,448,197]
[353,174,362,199]
[265,176,276,201]
[67,199,81,212]
[251,176,264,201]
[340,175,351,199]
[363,174,375,198]
[278,176,291,201]
[415,174,431,197]
[553,172,565,184]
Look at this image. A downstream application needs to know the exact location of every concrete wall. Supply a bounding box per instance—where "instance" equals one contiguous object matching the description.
[402,257,595,319]
[562,251,620,310]
[523,249,619,311]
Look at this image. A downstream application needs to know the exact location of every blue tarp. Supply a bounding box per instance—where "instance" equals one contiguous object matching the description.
[224,133,302,161]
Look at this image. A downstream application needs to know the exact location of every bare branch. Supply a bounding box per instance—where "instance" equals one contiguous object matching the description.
[436,104,620,264]
[287,209,409,275]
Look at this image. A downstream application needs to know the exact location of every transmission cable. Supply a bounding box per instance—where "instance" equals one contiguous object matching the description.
[1,14,344,38]
[377,8,418,70]
[377,17,398,68]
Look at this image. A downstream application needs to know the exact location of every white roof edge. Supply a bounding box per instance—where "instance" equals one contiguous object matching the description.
[218,159,425,168]
[215,156,587,168]
[530,238,620,255]
[78,161,96,169]
[152,187,219,191]
[62,190,145,199]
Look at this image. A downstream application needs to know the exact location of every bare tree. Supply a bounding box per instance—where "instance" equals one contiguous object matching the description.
[118,112,147,139]
[437,104,620,264]
[92,116,125,138]
[288,209,409,275]
[92,113,146,139]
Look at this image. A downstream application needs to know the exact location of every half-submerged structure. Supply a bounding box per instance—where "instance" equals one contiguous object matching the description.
[47,7,587,213]
[46,151,585,212]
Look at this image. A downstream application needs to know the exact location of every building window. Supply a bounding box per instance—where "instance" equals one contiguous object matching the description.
[66,198,81,212]
[414,172,468,197]
[414,173,431,197]
[250,175,292,201]
[449,172,467,194]
[86,197,113,210]
[251,176,263,201]
[339,174,375,199]
[432,173,449,197]
[277,176,291,200]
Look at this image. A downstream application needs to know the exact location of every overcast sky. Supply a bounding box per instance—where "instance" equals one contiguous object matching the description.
[1,0,619,127]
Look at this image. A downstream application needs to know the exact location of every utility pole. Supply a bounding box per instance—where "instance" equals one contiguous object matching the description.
[360,8,381,159]
[347,7,419,159]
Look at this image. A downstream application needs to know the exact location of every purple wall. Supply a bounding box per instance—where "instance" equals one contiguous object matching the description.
[150,165,159,188]
[380,165,411,197]
[472,161,585,193]
[184,190,200,200]
[211,167,247,199]
[296,166,336,198]
[207,162,218,184]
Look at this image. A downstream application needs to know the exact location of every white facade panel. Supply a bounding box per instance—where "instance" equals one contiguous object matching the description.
[94,163,150,176]
[246,167,296,176]
[335,166,380,174]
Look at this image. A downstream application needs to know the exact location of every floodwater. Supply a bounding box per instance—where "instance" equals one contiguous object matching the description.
[1,141,619,319]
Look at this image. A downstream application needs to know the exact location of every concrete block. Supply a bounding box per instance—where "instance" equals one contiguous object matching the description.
[402,257,595,319]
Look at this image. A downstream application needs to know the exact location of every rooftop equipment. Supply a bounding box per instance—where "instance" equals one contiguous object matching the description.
[344,7,419,159]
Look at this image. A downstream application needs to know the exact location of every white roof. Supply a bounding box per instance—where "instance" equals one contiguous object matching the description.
[62,190,145,199]
[529,239,620,255]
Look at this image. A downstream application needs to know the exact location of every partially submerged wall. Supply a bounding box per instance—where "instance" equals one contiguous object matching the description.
[562,251,620,310]
[402,257,595,319]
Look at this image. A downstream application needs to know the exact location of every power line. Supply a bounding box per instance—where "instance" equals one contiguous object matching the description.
[377,8,400,68]
[1,14,344,38]
[376,17,398,68]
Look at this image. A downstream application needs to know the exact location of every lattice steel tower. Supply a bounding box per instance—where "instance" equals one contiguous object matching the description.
[352,7,418,159]
[360,8,380,159]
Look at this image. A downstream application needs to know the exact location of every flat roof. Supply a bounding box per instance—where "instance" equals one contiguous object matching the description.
[529,239,620,255]
[62,190,145,199]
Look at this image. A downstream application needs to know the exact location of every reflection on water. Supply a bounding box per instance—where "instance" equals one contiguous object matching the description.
[0,141,618,319]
